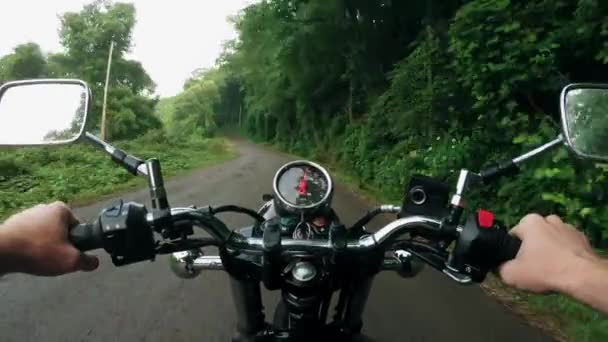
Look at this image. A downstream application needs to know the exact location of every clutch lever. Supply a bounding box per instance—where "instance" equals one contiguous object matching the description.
[155,238,220,254]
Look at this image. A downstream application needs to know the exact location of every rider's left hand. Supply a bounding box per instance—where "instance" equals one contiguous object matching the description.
[0,202,99,276]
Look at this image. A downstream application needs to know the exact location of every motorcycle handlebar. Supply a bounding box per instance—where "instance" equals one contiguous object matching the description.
[68,209,445,254]
[493,229,522,264]
[176,254,410,273]
[68,205,521,276]
[69,223,103,251]
[225,215,444,252]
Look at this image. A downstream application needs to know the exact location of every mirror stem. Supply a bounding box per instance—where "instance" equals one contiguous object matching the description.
[480,135,564,184]
[512,135,564,165]
[146,159,170,211]
[84,132,148,176]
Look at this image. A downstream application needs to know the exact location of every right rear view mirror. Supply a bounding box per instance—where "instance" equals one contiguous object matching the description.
[561,83,608,161]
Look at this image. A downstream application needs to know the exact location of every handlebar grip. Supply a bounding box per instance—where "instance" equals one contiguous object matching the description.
[69,222,103,251]
[494,231,522,265]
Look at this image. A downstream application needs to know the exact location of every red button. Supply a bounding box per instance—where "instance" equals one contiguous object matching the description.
[477,209,494,229]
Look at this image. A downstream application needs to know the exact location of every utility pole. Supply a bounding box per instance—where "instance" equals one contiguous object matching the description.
[100,40,114,140]
[238,103,242,129]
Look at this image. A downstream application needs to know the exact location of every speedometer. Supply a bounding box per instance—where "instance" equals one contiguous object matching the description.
[273,160,333,212]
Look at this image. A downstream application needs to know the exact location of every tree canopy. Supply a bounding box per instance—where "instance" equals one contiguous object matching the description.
[0,0,159,140]
[208,0,608,247]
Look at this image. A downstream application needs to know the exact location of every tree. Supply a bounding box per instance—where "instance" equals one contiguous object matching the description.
[163,69,223,138]
[209,0,608,247]
[0,43,48,82]
[57,0,158,139]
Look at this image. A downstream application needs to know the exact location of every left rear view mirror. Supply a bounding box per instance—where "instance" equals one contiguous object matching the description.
[0,79,90,146]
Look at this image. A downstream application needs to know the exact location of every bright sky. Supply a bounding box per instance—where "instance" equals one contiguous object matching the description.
[0,0,252,97]
[0,83,85,144]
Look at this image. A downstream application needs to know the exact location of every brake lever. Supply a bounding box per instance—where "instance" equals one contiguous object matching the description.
[405,250,444,273]
[442,268,473,284]
[401,246,473,285]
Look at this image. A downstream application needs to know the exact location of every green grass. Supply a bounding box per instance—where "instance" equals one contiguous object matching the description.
[483,275,608,342]
[0,133,236,220]
[262,140,608,342]
[526,293,608,342]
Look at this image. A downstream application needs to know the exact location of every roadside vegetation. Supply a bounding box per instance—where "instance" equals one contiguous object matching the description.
[0,133,233,219]
[0,1,234,219]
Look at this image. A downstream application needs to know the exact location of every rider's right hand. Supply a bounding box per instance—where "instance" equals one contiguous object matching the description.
[498,213,608,314]
[499,213,596,293]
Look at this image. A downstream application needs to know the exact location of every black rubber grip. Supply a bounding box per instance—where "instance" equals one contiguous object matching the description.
[480,160,520,184]
[495,231,522,265]
[69,222,103,251]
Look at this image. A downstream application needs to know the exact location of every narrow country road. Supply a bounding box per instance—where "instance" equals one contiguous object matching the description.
[0,140,552,342]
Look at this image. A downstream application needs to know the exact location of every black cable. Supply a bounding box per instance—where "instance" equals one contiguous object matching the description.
[211,205,265,223]
[407,249,446,271]
[392,240,448,258]
[155,237,220,254]
[350,207,382,231]
[175,210,233,243]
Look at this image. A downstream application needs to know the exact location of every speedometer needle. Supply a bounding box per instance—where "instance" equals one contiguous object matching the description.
[298,169,307,195]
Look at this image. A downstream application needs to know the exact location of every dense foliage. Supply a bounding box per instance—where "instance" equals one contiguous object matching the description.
[155,68,223,138]
[0,1,232,219]
[0,132,233,219]
[211,0,608,242]
[0,0,160,140]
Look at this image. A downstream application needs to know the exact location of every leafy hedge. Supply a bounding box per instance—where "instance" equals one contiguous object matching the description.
[0,132,233,220]
[216,0,608,245]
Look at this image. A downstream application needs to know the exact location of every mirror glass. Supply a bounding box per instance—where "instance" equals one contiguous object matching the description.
[563,87,608,160]
[0,82,88,145]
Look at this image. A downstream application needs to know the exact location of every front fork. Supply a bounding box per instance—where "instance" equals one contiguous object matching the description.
[228,276,374,341]
[229,276,267,342]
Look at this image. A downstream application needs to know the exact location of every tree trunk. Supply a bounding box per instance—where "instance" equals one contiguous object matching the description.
[238,104,242,129]
[348,79,354,123]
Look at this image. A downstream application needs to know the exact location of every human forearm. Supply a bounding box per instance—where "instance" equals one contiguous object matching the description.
[558,256,608,313]
[0,203,98,276]
[0,224,29,275]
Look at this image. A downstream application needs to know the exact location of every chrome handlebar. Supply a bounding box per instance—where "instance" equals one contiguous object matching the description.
[175,251,421,274]
[227,215,444,252]
[169,213,471,283]
[162,208,445,253]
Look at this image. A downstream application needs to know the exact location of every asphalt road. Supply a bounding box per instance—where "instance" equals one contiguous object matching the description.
[0,140,553,342]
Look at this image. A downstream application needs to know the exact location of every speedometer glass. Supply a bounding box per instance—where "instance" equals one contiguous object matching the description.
[276,163,330,208]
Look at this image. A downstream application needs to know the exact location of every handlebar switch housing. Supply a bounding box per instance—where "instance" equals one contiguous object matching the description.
[448,211,507,282]
[99,200,156,266]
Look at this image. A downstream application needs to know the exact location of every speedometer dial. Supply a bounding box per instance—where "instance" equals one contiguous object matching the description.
[273,161,333,210]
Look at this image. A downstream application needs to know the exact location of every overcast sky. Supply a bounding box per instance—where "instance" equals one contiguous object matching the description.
[0,0,252,97]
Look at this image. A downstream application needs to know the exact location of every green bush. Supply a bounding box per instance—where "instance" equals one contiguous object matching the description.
[0,133,234,220]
